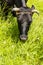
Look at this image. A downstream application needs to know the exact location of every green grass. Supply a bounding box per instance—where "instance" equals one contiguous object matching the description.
[0,0,43,65]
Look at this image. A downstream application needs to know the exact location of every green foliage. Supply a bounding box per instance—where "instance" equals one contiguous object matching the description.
[0,0,43,65]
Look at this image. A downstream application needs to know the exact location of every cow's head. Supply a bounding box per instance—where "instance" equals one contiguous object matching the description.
[12,5,39,41]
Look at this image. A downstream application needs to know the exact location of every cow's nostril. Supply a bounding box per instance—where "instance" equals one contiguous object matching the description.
[20,35,27,41]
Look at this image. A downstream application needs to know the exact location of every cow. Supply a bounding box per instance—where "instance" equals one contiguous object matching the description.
[1,0,39,41]
[12,5,39,41]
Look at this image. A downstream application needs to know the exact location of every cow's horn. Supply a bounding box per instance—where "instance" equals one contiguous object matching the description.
[12,8,20,11]
[32,9,39,15]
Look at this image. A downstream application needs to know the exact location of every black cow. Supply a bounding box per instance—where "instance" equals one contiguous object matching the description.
[1,0,39,41]
[12,5,39,40]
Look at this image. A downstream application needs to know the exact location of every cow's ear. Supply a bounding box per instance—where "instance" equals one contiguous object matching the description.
[31,5,39,15]
[31,5,35,10]
[31,5,35,15]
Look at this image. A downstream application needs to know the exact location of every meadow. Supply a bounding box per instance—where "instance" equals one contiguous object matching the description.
[0,0,43,65]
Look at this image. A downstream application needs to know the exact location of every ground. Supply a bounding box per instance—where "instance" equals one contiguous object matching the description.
[0,0,43,65]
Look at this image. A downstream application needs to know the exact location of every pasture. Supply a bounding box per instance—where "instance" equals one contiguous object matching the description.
[0,0,43,65]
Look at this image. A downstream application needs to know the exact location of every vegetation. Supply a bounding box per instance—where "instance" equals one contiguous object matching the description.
[0,0,43,65]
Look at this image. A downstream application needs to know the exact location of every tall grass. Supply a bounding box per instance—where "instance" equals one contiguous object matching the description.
[0,0,43,65]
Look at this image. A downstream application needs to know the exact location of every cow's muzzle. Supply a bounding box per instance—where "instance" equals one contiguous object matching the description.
[20,35,27,41]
